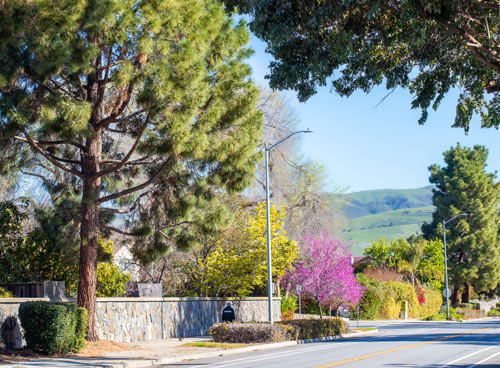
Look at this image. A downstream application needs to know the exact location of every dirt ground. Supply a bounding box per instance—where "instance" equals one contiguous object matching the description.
[0,340,144,363]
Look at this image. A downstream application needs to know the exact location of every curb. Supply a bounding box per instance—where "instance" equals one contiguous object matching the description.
[298,329,379,344]
[110,330,381,367]
[108,341,298,368]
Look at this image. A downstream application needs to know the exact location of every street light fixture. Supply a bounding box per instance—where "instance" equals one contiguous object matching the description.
[265,129,312,324]
[442,213,468,319]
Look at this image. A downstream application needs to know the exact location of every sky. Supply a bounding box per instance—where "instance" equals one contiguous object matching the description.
[247,35,500,193]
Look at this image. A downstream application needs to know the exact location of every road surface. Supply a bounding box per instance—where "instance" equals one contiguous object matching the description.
[161,319,500,368]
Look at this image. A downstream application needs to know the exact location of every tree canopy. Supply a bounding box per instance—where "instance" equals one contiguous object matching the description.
[227,0,500,131]
[0,0,262,338]
[423,144,500,303]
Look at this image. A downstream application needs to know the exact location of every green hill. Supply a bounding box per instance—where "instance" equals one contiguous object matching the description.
[342,206,435,255]
[343,186,434,218]
[338,186,435,256]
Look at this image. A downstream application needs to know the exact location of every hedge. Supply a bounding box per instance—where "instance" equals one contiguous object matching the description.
[356,277,443,320]
[376,289,398,319]
[418,289,442,317]
[19,301,87,354]
[278,318,346,340]
[209,323,297,343]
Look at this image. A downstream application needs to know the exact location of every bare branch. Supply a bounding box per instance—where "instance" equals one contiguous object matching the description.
[21,129,83,178]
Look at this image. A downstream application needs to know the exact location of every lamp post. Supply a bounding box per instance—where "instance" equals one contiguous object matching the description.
[265,129,312,324]
[442,213,468,319]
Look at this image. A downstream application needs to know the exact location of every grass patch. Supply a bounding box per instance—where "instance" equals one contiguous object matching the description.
[351,327,376,332]
[183,342,252,349]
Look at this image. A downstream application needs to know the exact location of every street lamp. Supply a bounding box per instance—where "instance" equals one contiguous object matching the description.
[265,129,312,324]
[442,213,468,319]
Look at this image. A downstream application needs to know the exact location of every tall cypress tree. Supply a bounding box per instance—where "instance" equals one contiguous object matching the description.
[423,144,500,304]
[0,0,262,339]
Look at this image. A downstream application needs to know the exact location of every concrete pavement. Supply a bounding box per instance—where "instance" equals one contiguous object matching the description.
[157,319,500,368]
[0,325,378,368]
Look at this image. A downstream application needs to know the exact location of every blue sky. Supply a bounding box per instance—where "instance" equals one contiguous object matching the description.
[247,35,500,193]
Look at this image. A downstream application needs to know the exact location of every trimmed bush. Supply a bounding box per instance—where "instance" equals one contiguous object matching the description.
[376,290,398,319]
[73,307,88,351]
[209,323,297,343]
[384,281,420,318]
[418,289,442,317]
[279,318,346,340]
[488,309,500,316]
[19,301,87,354]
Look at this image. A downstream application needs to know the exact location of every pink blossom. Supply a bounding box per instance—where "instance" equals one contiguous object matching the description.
[284,231,363,317]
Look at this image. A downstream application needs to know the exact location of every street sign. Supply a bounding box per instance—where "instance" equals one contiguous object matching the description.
[296,285,302,293]
[443,288,451,298]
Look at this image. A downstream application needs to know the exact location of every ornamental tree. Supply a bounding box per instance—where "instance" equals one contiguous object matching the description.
[285,232,363,318]
[195,202,298,297]
[422,144,500,303]
[226,0,500,131]
[0,0,262,339]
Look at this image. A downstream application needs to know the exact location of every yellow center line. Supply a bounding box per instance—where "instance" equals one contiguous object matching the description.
[313,327,492,368]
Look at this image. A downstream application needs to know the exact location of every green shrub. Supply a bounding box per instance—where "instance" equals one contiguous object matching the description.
[96,262,131,297]
[209,323,296,343]
[278,318,346,340]
[376,289,398,319]
[281,296,297,321]
[422,308,463,322]
[18,301,87,354]
[418,289,442,317]
[383,281,419,318]
[0,286,13,298]
[487,309,500,316]
[358,286,382,319]
[73,307,88,351]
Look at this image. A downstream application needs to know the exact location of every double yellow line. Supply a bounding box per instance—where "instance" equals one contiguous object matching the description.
[314,327,492,367]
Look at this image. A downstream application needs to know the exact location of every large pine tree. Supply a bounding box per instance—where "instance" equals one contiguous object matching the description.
[0,0,262,339]
[423,144,500,304]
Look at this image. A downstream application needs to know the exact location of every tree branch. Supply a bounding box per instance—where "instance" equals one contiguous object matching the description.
[94,122,148,178]
[97,159,172,204]
[99,224,136,236]
[13,136,84,150]
[20,170,47,181]
[21,129,83,178]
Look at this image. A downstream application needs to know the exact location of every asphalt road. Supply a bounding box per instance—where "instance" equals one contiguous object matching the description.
[162,319,500,368]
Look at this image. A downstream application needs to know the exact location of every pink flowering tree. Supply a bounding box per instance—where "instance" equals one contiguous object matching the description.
[285,232,363,319]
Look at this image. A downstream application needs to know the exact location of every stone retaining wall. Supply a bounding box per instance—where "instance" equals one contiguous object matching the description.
[0,297,281,347]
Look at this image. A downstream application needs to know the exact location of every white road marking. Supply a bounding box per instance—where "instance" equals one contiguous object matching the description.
[439,345,497,367]
[466,349,500,368]
[186,328,435,368]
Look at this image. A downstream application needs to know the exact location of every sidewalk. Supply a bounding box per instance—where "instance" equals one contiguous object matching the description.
[0,330,379,368]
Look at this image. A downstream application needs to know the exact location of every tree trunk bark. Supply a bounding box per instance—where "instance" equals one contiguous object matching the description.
[451,285,460,307]
[77,133,102,341]
[461,283,470,303]
[317,298,323,320]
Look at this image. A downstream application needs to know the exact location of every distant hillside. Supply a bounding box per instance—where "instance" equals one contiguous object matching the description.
[338,186,435,256]
[343,186,434,219]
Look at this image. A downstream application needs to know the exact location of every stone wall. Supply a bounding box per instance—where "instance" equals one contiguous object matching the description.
[0,298,49,350]
[94,297,281,342]
[0,297,281,347]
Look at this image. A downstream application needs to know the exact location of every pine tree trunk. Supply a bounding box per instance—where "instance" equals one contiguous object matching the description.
[78,133,102,341]
[461,284,470,303]
[451,285,460,307]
